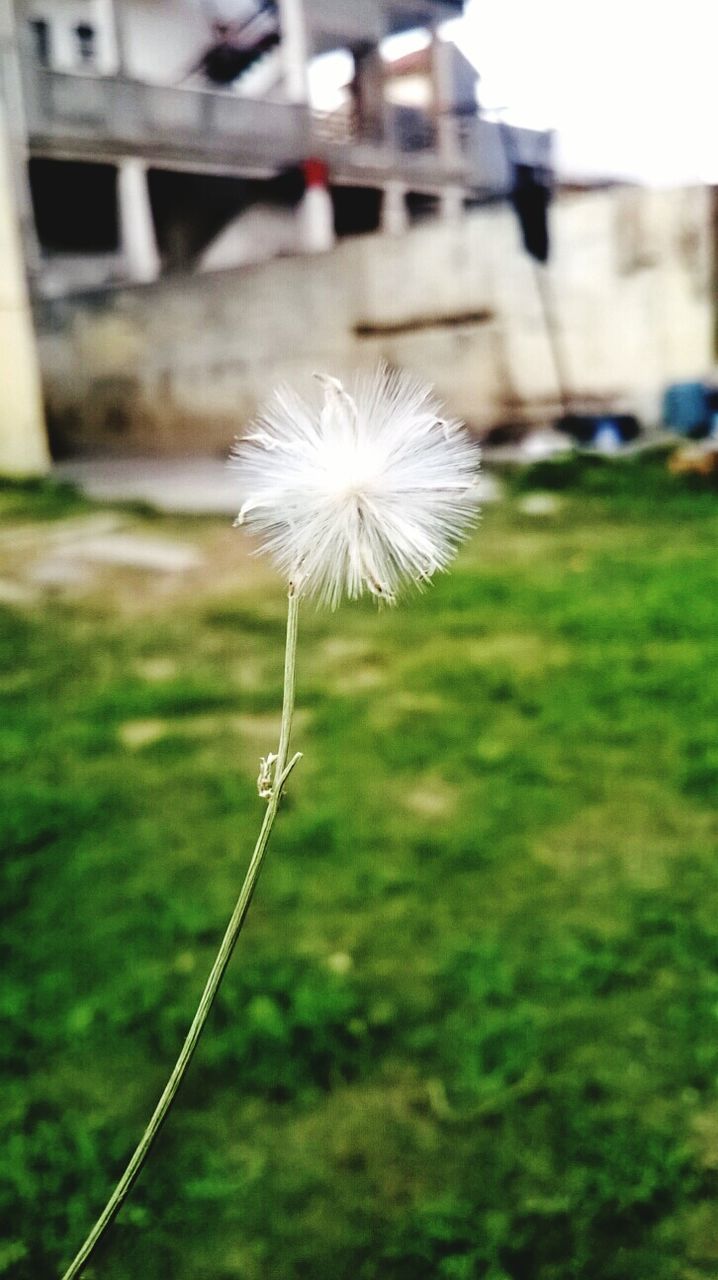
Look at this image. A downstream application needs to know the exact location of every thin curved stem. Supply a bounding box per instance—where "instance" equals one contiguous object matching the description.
[60,589,301,1280]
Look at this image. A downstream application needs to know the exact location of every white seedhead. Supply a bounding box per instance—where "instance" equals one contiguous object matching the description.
[231,366,481,608]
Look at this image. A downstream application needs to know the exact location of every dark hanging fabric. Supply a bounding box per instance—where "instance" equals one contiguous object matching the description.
[200,32,279,86]
[196,1,280,87]
[497,122,553,263]
[510,161,551,263]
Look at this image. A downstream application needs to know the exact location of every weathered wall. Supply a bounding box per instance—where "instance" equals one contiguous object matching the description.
[0,106,50,476]
[36,185,714,457]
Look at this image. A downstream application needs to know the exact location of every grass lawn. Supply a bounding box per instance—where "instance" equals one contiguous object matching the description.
[2,457,718,1280]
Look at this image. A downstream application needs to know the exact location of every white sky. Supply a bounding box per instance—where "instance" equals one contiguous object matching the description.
[312,0,718,185]
[446,0,718,184]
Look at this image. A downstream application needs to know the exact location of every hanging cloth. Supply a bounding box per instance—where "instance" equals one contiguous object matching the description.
[499,122,553,263]
[510,161,551,262]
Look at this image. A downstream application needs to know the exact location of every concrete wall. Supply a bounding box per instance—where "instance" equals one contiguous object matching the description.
[0,104,50,475]
[25,0,118,74]
[119,0,207,83]
[24,0,258,81]
[35,185,715,458]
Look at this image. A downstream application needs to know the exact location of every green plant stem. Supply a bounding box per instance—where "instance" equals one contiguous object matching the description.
[60,589,302,1280]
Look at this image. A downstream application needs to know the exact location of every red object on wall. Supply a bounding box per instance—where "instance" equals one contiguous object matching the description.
[302,157,330,189]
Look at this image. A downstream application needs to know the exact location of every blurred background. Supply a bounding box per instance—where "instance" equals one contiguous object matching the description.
[2,2,718,1277]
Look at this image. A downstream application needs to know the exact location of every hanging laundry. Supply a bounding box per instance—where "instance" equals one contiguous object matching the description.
[496,122,553,263]
[510,162,551,263]
[187,3,280,88]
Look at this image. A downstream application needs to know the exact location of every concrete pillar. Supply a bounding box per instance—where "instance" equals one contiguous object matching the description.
[351,42,386,144]
[430,31,461,166]
[276,0,309,103]
[105,0,130,76]
[0,104,50,475]
[382,180,408,235]
[118,157,160,283]
[440,184,464,222]
[1,0,41,271]
[297,157,334,254]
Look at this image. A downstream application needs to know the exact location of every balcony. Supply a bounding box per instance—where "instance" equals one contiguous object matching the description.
[21,59,475,189]
[21,62,314,174]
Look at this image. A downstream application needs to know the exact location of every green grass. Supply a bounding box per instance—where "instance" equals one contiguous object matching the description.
[0,476,89,523]
[3,457,718,1279]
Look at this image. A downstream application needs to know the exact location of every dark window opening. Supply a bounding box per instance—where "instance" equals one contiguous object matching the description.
[147,167,304,269]
[74,22,96,64]
[28,17,51,66]
[406,190,440,224]
[331,185,381,237]
[29,159,119,252]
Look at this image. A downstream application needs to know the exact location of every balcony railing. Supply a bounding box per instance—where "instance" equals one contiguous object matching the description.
[20,59,477,187]
[21,62,313,171]
[21,59,551,200]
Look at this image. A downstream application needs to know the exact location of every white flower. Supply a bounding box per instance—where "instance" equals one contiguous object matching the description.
[230,366,481,608]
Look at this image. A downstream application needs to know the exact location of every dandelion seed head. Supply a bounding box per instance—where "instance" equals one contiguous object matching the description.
[230,366,481,608]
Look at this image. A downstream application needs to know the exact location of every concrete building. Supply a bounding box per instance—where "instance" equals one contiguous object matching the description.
[3,1,713,471]
[10,0,540,294]
[0,0,552,470]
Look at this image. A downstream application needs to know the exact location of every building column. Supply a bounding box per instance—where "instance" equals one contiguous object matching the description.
[430,30,461,167]
[440,184,464,221]
[382,180,408,235]
[0,119,49,474]
[276,0,309,103]
[351,41,387,145]
[0,12,50,475]
[105,0,130,76]
[118,157,160,283]
[297,157,334,254]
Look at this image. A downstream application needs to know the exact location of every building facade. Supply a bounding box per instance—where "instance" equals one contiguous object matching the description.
[36,187,715,458]
[10,0,539,294]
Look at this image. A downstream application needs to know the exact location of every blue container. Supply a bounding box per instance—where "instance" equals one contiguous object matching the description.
[662,382,710,436]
